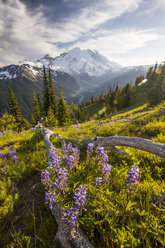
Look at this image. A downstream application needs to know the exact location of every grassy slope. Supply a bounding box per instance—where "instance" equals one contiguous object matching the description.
[0,100,164,247]
[0,131,57,248]
[84,81,150,120]
[50,102,165,247]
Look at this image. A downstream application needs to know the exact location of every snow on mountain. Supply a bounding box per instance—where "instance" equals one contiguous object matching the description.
[0,64,41,80]
[21,47,122,77]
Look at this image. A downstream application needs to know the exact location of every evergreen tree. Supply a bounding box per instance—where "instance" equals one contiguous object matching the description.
[0,112,17,132]
[122,83,131,107]
[48,67,57,116]
[109,87,114,108]
[135,75,144,86]
[47,106,58,127]
[37,93,42,113]
[33,91,41,124]
[8,87,21,123]
[42,65,50,116]
[57,85,70,127]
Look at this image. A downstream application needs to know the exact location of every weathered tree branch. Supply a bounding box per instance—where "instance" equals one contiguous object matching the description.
[35,124,165,158]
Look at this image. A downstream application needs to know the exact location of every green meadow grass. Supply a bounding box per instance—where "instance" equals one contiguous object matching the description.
[0,130,57,248]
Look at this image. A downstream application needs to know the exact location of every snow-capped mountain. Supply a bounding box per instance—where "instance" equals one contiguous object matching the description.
[0,47,152,117]
[0,64,41,80]
[21,47,122,77]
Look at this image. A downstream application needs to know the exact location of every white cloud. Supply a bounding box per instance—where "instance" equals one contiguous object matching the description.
[0,0,142,65]
[67,29,158,61]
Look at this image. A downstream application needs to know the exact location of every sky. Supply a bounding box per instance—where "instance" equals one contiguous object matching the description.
[1,0,165,67]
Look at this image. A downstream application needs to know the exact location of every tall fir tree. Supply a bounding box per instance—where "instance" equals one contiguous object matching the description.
[48,67,57,116]
[57,85,70,127]
[8,87,22,123]
[47,106,58,127]
[33,91,41,124]
[42,65,50,116]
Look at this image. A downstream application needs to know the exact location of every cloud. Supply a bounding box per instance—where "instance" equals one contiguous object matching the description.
[0,0,142,65]
[67,28,159,65]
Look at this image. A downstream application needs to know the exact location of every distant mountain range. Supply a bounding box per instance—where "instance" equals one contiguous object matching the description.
[0,47,151,118]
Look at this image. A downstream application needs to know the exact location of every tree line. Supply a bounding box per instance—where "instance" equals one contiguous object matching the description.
[0,62,165,131]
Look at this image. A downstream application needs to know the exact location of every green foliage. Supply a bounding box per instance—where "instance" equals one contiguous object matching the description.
[148,63,165,105]
[49,101,165,247]
[0,112,17,132]
[7,231,32,248]
[57,85,70,126]
[48,67,58,116]
[46,106,58,127]
[33,91,41,124]
[8,87,22,123]
[0,130,57,247]
[42,65,50,116]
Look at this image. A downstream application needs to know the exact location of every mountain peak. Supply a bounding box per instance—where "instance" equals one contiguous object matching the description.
[42,54,52,59]
[19,47,122,76]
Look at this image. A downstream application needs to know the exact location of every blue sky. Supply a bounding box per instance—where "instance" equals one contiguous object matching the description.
[1,0,165,66]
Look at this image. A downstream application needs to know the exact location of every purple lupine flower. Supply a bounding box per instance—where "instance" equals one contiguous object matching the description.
[160,192,165,208]
[96,146,109,165]
[74,185,87,211]
[96,146,105,157]
[87,143,94,161]
[62,142,73,154]
[8,146,16,157]
[95,177,103,187]
[66,155,75,170]
[72,147,80,168]
[102,164,112,181]
[151,192,165,209]
[61,142,67,155]
[87,143,94,153]
[45,191,56,210]
[67,143,73,153]
[41,169,51,187]
[64,207,78,227]
[55,168,68,193]
[13,155,18,162]
[0,151,5,159]
[49,148,61,169]
[126,165,140,192]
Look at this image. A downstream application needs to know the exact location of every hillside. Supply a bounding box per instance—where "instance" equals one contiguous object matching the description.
[0,101,164,247]
[0,48,150,118]
[80,63,165,121]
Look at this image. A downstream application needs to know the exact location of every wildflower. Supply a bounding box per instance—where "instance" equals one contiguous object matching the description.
[151,192,165,209]
[126,165,140,192]
[49,148,61,169]
[8,146,16,157]
[67,143,73,153]
[66,155,75,170]
[102,164,112,181]
[87,143,94,153]
[41,169,51,187]
[61,142,67,155]
[72,147,79,167]
[64,207,78,227]
[55,168,68,193]
[13,155,18,162]
[45,191,56,210]
[74,185,87,211]
[96,146,109,165]
[95,177,103,187]
[0,151,5,159]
